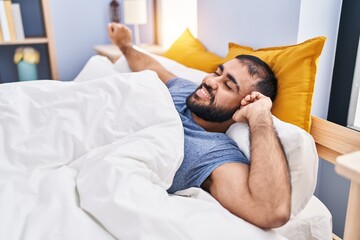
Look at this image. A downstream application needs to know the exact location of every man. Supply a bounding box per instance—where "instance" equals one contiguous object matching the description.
[108,23,291,229]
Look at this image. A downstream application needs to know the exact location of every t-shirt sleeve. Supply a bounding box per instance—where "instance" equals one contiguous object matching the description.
[188,142,250,188]
[166,77,197,90]
[166,78,197,108]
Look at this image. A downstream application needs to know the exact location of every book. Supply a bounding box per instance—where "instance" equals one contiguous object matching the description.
[3,0,16,41]
[0,0,10,41]
[11,3,24,40]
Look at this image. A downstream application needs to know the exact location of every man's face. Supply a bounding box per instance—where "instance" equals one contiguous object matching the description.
[186,59,257,122]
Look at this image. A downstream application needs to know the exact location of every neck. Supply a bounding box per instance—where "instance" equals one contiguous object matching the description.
[191,113,234,133]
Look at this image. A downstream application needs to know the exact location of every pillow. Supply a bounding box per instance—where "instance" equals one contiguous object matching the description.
[224,37,326,132]
[226,116,318,217]
[74,55,118,82]
[162,28,223,73]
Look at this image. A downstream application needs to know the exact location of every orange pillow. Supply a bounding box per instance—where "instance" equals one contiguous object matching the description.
[224,37,326,132]
[162,29,223,73]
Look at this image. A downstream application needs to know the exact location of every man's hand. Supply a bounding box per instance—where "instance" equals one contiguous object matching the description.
[107,23,132,52]
[232,91,272,124]
[106,23,176,84]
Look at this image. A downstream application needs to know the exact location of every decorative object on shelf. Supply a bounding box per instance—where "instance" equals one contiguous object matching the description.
[123,0,147,45]
[109,0,120,23]
[0,0,57,82]
[14,47,40,81]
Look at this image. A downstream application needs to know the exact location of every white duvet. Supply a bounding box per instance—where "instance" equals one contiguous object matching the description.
[0,71,286,239]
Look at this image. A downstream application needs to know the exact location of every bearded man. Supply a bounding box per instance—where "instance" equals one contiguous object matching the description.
[108,23,291,229]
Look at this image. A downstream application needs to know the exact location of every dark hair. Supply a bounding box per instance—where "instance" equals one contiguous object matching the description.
[235,54,277,101]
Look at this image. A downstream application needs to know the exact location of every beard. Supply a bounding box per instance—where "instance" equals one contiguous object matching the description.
[186,84,237,123]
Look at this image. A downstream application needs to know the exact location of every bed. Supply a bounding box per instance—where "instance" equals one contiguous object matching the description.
[1,43,359,239]
[1,6,360,238]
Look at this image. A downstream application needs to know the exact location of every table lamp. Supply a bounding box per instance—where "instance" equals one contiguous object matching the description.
[124,0,147,45]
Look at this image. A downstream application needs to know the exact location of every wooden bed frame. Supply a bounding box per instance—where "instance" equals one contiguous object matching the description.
[310,116,360,240]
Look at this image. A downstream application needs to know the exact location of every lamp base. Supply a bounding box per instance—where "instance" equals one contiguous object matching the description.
[133,24,140,46]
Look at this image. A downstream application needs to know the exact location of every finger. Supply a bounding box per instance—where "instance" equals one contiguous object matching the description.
[250,91,258,99]
[249,91,259,101]
[241,98,249,106]
[241,93,256,106]
[232,108,247,123]
[107,23,113,34]
[109,23,118,37]
[232,109,241,121]
[233,109,240,117]
[252,91,264,100]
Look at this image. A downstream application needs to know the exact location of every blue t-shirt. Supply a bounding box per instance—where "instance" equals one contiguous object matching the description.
[166,78,249,194]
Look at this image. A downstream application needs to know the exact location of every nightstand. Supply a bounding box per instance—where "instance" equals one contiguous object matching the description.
[336,151,360,240]
[93,44,166,63]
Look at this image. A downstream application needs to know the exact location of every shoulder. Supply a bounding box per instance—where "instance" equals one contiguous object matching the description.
[207,137,249,164]
[166,78,198,107]
[187,131,249,164]
[166,77,197,89]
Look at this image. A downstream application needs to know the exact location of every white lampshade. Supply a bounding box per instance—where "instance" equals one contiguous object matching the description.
[124,0,148,25]
[156,0,197,48]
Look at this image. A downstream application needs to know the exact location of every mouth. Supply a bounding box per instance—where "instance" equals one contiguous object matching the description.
[196,84,213,100]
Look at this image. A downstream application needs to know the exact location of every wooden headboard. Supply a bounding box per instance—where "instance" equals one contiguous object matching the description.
[311,116,360,165]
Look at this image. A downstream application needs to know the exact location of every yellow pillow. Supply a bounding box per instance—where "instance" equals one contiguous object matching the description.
[225,37,326,132]
[162,29,223,73]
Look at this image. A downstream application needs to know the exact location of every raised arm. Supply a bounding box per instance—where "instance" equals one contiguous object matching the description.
[107,23,176,84]
[208,92,291,228]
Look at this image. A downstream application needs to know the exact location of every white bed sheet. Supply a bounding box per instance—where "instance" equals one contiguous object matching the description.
[275,195,333,240]
[0,70,286,239]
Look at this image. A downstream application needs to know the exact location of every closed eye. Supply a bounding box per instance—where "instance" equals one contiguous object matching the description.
[215,65,223,76]
[217,64,240,93]
[225,82,232,90]
[213,71,220,76]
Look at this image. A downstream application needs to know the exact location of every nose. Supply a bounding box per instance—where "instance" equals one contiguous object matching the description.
[205,77,218,90]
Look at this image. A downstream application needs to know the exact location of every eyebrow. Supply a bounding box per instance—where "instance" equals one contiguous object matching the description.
[218,64,240,93]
